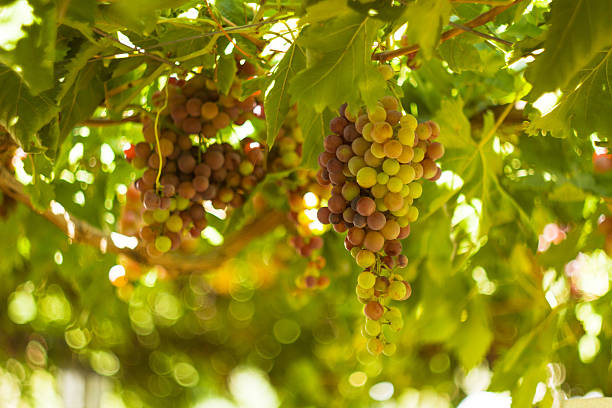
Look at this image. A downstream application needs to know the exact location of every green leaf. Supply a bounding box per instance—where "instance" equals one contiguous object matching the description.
[0,0,56,94]
[512,364,547,408]
[289,14,387,112]
[0,64,58,150]
[397,0,451,59]
[298,105,335,170]
[526,0,612,97]
[438,37,482,73]
[448,297,493,370]
[216,53,237,96]
[216,0,254,25]
[528,49,612,139]
[264,43,306,148]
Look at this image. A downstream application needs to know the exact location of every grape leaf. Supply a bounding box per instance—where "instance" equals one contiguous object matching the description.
[298,105,335,170]
[396,0,451,59]
[526,0,612,97]
[289,14,387,112]
[512,364,547,408]
[448,297,493,370]
[264,43,306,148]
[0,64,58,150]
[0,0,56,94]
[216,53,237,96]
[528,49,612,140]
[438,37,482,73]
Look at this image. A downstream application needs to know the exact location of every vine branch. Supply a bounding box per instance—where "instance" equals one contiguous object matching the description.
[0,165,286,274]
[372,0,523,62]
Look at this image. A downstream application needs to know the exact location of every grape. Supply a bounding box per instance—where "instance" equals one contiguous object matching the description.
[356,249,375,268]
[353,214,367,228]
[205,150,225,170]
[421,158,438,179]
[317,207,331,224]
[166,214,183,232]
[363,150,383,167]
[155,236,172,253]
[375,197,388,212]
[381,95,399,111]
[356,197,376,216]
[336,144,354,163]
[398,255,408,268]
[367,338,384,355]
[189,204,206,221]
[356,285,374,299]
[327,158,344,175]
[212,112,231,129]
[370,142,385,159]
[383,343,396,356]
[387,177,403,193]
[381,219,400,240]
[427,142,444,160]
[407,206,419,222]
[365,319,381,336]
[333,223,347,233]
[324,134,343,153]
[194,163,211,177]
[386,110,402,126]
[328,170,346,185]
[342,182,360,201]
[330,116,348,134]
[398,225,411,239]
[427,120,440,138]
[388,280,407,300]
[356,167,377,188]
[409,182,423,199]
[146,242,163,257]
[367,105,386,123]
[398,127,415,146]
[171,104,188,122]
[153,209,170,223]
[355,114,370,134]
[383,192,403,211]
[316,169,330,185]
[142,169,158,185]
[371,122,393,143]
[178,135,192,151]
[178,182,196,199]
[364,301,384,320]
[371,183,388,199]
[185,97,202,116]
[382,158,400,176]
[352,137,371,156]
[135,142,151,159]
[182,117,202,134]
[383,140,402,159]
[343,207,356,223]
[400,114,418,130]
[384,240,402,256]
[358,271,376,289]
[177,153,196,174]
[374,276,389,292]
[364,231,384,252]
[416,123,432,140]
[378,64,394,80]
[362,122,373,142]
[398,145,414,164]
[143,190,161,210]
[328,194,347,214]
[411,162,423,179]
[376,172,389,185]
[367,212,386,231]
[343,124,360,142]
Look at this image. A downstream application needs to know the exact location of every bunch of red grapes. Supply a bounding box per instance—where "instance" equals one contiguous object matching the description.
[315,94,444,355]
[126,73,266,256]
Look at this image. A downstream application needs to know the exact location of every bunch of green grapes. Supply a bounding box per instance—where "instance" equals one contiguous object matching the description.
[315,93,444,354]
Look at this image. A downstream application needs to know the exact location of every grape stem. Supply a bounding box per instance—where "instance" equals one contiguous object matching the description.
[0,165,289,274]
[371,0,524,62]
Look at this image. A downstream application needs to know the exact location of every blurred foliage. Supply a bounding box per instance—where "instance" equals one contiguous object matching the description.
[0,0,612,407]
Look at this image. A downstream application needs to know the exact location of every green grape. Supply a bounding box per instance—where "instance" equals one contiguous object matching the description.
[400,184,411,197]
[398,145,414,163]
[358,271,377,289]
[400,114,418,131]
[407,206,419,222]
[370,142,386,158]
[142,211,155,225]
[409,182,423,198]
[155,236,172,253]
[356,167,377,188]
[372,183,388,199]
[348,156,366,175]
[367,105,386,122]
[382,158,400,176]
[397,215,410,227]
[176,196,191,211]
[388,280,407,300]
[352,137,371,156]
[153,209,170,223]
[342,182,360,201]
[356,285,375,298]
[165,214,183,232]
[375,197,388,212]
[365,319,381,337]
[387,176,403,193]
[356,249,376,268]
[383,343,397,356]
[371,122,393,143]
[376,172,390,185]
[412,147,425,163]
[398,127,415,146]
[350,247,361,258]
[362,122,374,141]
[388,316,404,332]
[363,150,383,167]
[384,192,404,211]
[378,65,394,81]
[383,140,403,159]
[397,165,416,184]
[416,122,432,140]
[381,95,399,111]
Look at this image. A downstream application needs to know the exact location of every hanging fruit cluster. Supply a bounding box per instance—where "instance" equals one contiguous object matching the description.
[315,93,444,355]
[125,71,266,256]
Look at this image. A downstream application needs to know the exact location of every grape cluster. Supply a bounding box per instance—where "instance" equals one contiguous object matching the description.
[125,71,266,256]
[314,95,444,354]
